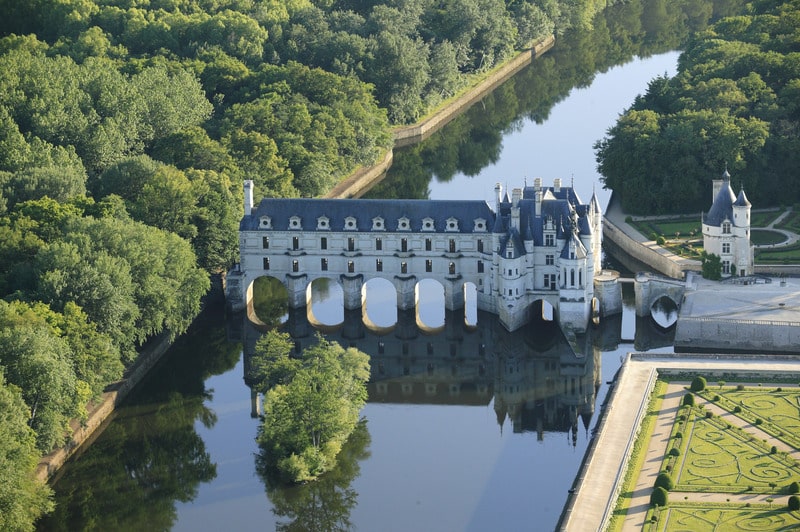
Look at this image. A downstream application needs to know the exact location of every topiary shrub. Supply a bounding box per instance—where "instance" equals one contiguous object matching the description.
[674,431,683,439]
[789,481,800,494]
[651,487,669,507]
[669,447,680,457]
[705,410,713,419]
[755,418,763,425]
[656,236,666,246]
[690,376,707,392]
[733,405,742,413]
[789,495,800,511]
[737,384,745,391]
[655,472,675,491]
[771,446,778,454]
[683,393,695,407]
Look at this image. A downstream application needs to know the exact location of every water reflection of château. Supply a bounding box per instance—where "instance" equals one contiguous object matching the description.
[231,308,646,445]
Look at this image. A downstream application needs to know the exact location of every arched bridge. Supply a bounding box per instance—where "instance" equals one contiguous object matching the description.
[633,272,686,318]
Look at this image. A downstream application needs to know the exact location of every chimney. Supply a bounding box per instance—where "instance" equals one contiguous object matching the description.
[553,178,561,192]
[244,180,254,216]
[534,177,542,189]
[711,179,723,204]
[511,188,522,208]
[495,183,502,211]
[535,189,542,216]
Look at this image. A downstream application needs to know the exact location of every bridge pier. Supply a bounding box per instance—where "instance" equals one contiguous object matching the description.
[594,270,623,317]
[340,274,364,310]
[286,274,308,309]
[395,275,417,311]
[443,277,465,311]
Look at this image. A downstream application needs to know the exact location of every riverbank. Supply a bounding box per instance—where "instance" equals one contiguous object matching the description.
[325,35,555,199]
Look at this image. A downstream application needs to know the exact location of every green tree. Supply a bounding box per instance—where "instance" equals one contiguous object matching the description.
[690,375,707,392]
[701,251,722,280]
[257,336,370,483]
[650,486,668,507]
[0,371,54,532]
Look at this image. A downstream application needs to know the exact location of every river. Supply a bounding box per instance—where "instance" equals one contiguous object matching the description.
[38,1,741,530]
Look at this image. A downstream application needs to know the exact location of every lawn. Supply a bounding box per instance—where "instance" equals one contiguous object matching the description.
[776,211,800,234]
[751,210,785,228]
[755,244,800,263]
[751,229,788,245]
[650,504,800,531]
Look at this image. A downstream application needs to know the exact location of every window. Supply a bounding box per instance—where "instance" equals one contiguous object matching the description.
[722,243,730,254]
[506,249,513,259]
[545,273,556,290]
[260,216,271,228]
[545,234,555,246]
[376,259,383,272]
[320,237,327,250]
[263,257,270,270]
[449,262,455,275]
[508,289,513,296]
[398,217,410,230]
[262,236,269,249]
[292,236,299,250]
[401,238,408,252]
[321,258,328,271]
[449,239,456,253]
[348,237,355,251]
[426,259,432,272]
[422,218,434,231]
[477,239,483,253]
[579,269,582,286]
[317,216,329,230]
[478,261,484,273]
[372,217,384,230]
[546,254,554,265]
[426,238,432,251]
[401,261,408,274]
[292,260,299,273]
[290,216,301,229]
[722,260,731,274]
[345,216,357,230]
[722,222,731,234]
[348,260,355,273]
[376,237,382,251]
[570,269,575,286]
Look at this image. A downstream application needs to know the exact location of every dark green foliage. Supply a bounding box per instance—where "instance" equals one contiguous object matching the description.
[650,486,669,507]
[789,495,800,511]
[771,446,778,454]
[597,0,800,213]
[675,431,683,439]
[690,376,707,392]
[755,418,763,425]
[705,410,714,419]
[701,252,722,280]
[683,393,695,407]
[789,481,800,494]
[655,472,675,491]
[734,405,742,413]
[669,447,681,457]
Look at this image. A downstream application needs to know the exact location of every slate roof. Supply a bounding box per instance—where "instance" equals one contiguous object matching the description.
[705,172,737,226]
[734,189,751,207]
[244,198,495,232]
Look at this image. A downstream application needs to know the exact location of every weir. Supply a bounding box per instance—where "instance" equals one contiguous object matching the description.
[226,179,624,334]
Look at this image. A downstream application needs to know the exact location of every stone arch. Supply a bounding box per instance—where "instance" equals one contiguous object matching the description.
[415,278,445,332]
[634,273,685,319]
[649,295,679,330]
[361,278,397,332]
[245,275,288,331]
[306,276,344,330]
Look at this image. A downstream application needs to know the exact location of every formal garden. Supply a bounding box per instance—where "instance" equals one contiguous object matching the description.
[610,377,800,531]
[626,208,800,264]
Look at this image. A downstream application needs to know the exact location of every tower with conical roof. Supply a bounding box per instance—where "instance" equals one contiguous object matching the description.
[702,169,754,276]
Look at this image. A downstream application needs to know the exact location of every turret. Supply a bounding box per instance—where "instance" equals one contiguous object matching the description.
[495,183,502,212]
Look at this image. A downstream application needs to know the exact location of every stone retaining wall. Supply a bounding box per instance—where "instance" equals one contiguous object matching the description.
[675,318,800,354]
[35,332,175,482]
[603,216,700,278]
[393,36,555,147]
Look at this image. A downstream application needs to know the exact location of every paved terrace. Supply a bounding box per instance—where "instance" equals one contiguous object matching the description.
[558,353,800,532]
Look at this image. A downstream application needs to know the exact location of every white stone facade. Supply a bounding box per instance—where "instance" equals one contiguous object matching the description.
[227,178,603,333]
[702,170,754,277]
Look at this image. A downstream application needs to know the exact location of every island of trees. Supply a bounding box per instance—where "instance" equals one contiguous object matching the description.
[596,0,800,215]
[0,0,706,529]
[250,331,370,484]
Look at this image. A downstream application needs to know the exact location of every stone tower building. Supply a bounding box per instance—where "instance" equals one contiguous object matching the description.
[702,169,754,276]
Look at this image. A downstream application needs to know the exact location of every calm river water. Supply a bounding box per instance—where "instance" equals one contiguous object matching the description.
[39,1,741,530]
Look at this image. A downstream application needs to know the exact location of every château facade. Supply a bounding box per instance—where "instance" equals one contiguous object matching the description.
[702,169,754,277]
[226,178,604,333]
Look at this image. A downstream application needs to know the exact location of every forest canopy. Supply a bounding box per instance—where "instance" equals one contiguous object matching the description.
[596,0,800,214]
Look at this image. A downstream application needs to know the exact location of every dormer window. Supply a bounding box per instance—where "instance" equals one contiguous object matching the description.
[446,217,459,232]
[398,217,410,231]
[722,221,731,234]
[289,216,301,230]
[345,216,357,230]
[422,217,435,231]
[506,243,514,259]
[317,216,330,230]
[259,216,272,229]
[372,217,385,231]
[474,218,486,232]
